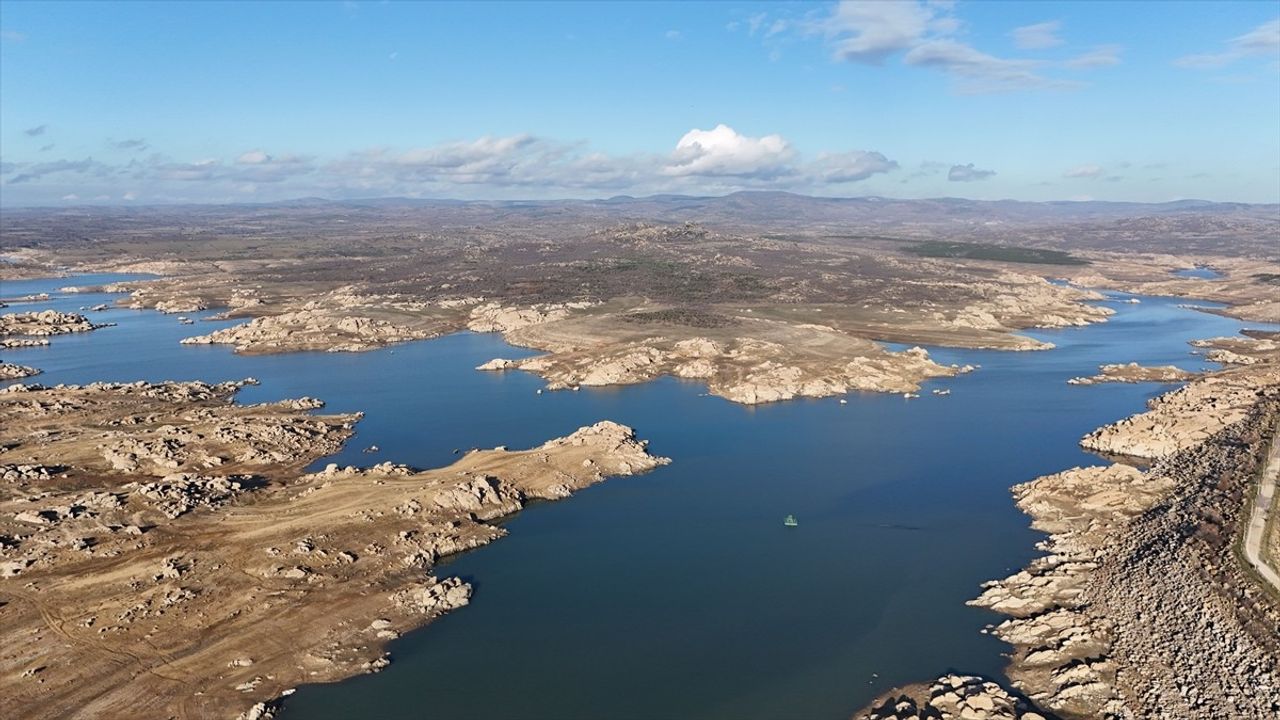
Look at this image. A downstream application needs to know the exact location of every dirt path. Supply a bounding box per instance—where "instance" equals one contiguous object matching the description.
[1243,425,1280,594]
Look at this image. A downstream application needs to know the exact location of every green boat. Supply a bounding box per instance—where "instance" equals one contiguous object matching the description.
[783,514,798,527]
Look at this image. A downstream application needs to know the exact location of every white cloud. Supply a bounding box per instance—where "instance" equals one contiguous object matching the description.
[122,191,138,201]
[61,193,79,201]
[947,163,996,181]
[905,40,1075,93]
[1,128,905,202]
[814,150,898,182]
[1065,45,1122,69]
[665,29,682,41]
[807,1,1082,93]
[1064,164,1105,179]
[1175,18,1280,69]
[1011,21,1063,50]
[664,125,795,179]
[819,0,937,63]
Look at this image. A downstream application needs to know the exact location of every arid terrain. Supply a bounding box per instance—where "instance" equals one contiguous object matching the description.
[4,195,1277,404]
[0,378,666,719]
[2,194,1279,719]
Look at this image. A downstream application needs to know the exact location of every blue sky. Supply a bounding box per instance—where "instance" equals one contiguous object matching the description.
[1,0,1278,205]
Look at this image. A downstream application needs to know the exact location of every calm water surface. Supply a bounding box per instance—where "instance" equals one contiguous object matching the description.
[3,275,1275,719]
[1171,266,1224,280]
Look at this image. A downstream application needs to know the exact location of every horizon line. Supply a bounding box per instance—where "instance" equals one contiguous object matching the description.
[3,189,1277,211]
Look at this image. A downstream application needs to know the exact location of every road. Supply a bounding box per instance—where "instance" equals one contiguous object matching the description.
[1243,426,1280,594]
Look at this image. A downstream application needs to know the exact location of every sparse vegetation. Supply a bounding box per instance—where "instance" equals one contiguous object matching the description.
[621,307,739,328]
[905,241,1090,266]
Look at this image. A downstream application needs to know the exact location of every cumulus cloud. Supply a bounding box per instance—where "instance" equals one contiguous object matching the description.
[814,150,898,182]
[1065,45,1123,69]
[1064,164,1105,179]
[1175,18,1280,69]
[807,1,1081,93]
[664,124,795,179]
[61,193,79,201]
[1011,21,1064,50]
[237,150,271,164]
[24,124,47,137]
[947,163,996,182]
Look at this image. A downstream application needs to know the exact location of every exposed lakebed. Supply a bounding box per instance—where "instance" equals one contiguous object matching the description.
[3,274,1275,719]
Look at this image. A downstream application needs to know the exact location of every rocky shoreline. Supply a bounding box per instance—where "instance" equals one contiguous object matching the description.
[857,337,1280,719]
[0,310,101,338]
[0,376,668,719]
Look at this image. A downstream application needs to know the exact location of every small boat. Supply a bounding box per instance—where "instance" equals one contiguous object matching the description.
[783,514,798,528]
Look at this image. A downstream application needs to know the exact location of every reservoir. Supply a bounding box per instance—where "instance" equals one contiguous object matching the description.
[3,275,1274,719]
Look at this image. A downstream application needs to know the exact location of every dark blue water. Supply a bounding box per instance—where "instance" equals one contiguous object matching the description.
[1171,266,1223,280]
[3,277,1275,719]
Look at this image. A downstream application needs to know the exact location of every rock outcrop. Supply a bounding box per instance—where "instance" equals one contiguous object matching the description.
[1080,372,1276,458]
[0,362,40,380]
[492,323,970,405]
[856,674,1046,720]
[1067,362,1195,385]
[0,310,98,337]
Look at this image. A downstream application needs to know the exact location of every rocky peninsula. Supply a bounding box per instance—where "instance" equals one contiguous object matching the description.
[0,310,100,338]
[0,377,667,720]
